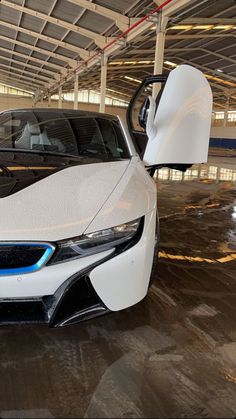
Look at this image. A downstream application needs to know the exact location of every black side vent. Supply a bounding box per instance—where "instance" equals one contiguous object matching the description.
[49,275,108,327]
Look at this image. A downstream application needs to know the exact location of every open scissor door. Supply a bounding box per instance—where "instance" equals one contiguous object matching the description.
[127,65,213,171]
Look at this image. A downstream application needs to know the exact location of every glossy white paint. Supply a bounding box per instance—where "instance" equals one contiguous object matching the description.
[0,160,130,241]
[90,209,156,311]
[0,65,213,315]
[85,157,156,234]
[144,65,213,166]
[0,157,156,303]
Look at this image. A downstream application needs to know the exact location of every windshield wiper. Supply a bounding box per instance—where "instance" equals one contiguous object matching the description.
[0,148,90,160]
[0,148,128,162]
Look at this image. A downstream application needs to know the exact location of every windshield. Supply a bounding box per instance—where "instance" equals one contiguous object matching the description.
[0,111,130,160]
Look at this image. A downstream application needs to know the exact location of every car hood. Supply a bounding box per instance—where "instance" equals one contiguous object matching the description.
[0,151,130,241]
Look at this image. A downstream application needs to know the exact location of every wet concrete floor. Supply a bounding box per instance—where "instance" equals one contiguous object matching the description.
[0,154,236,418]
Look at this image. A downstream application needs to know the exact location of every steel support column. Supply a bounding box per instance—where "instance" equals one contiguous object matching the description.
[99,55,107,113]
[74,73,79,110]
[58,86,62,109]
[152,12,168,99]
[48,94,51,107]
[223,96,230,127]
[223,111,228,127]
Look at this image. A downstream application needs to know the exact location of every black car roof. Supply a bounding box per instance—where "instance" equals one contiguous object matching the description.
[0,108,118,120]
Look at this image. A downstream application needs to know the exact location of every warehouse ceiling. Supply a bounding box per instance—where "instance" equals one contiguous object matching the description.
[0,0,235,109]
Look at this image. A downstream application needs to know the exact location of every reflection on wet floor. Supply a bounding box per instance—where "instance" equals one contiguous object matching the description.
[0,154,236,418]
[155,162,236,182]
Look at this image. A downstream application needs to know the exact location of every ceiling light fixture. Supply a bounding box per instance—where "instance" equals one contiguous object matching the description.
[192,25,213,30]
[109,60,155,66]
[171,25,193,30]
[122,61,138,65]
[109,61,124,65]
[213,25,233,30]
[166,24,234,32]
[106,88,130,97]
[124,76,141,84]
[164,60,177,67]
[138,60,154,64]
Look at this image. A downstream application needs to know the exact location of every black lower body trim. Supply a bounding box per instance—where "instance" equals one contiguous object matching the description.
[47,274,109,327]
[0,274,109,327]
[0,299,46,325]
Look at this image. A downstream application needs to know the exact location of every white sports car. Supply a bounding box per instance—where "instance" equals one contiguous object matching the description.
[0,65,212,326]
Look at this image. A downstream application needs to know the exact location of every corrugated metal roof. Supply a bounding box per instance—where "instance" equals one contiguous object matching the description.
[51,0,84,23]
[63,31,92,48]
[20,13,44,32]
[47,56,68,66]
[32,51,50,60]
[94,0,136,14]
[17,33,37,46]
[55,46,78,58]
[0,26,16,38]
[0,4,21,25]
[43,22,68,40]
[15,45,34,55]
[0,39,14,50]
[0,0,235,109]
[36,39,60,52]
[76,10,113,33]
[25,0,55,14]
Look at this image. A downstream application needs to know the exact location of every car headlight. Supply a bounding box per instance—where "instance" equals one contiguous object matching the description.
[48,217,143,265]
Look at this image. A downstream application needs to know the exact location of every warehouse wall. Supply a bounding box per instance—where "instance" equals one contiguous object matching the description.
[0,93,127,119]
[210,126,236,149]
[210,126,236,139]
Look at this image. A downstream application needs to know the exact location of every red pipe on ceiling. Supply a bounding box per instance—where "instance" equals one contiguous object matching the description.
[48,0,175,93]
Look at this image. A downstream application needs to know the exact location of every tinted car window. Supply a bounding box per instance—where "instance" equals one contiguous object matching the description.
[96,118,128,159]
[0,111,130,160]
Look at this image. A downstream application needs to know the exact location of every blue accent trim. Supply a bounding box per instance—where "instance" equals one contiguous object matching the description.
[0,243,55,276]
[210,137,236,150]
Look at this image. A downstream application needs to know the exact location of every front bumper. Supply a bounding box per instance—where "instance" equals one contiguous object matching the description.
[0,209,156,327]
[0,273,109,327]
